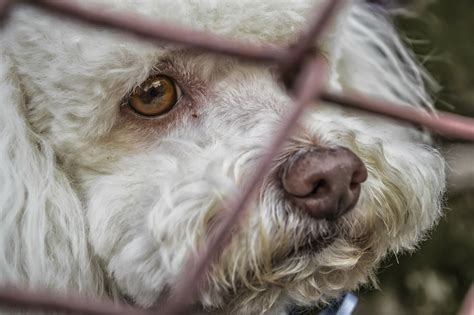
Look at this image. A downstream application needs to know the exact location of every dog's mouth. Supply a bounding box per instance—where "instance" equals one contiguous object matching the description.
[283,223,339,258]
[298,233,336,254]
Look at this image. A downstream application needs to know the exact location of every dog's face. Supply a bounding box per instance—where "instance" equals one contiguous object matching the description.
[3,0,445,313]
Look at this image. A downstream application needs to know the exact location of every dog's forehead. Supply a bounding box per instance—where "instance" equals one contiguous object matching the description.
[103,0,343,49]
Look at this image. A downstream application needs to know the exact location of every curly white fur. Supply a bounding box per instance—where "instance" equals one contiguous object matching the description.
[0,1,445,314]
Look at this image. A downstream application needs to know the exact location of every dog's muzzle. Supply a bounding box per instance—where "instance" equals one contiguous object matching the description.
[280,146,368,220]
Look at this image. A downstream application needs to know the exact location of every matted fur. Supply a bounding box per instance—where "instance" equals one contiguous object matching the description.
[0,1,445,314]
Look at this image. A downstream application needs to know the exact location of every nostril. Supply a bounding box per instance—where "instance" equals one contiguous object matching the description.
[312,179,328,197]
[349,182,359,191]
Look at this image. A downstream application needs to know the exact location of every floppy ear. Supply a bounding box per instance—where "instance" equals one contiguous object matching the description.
[0,51,103,292]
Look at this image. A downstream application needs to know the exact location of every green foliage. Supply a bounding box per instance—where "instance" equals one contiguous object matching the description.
[397,0,474,117]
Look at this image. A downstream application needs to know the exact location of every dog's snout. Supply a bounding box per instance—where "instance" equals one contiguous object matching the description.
[281,146,368,220]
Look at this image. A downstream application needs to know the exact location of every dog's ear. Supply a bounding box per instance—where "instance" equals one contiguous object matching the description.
[0,51,103,292]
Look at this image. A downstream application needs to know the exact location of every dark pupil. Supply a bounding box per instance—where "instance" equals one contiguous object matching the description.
[139,82,167,104]
[148,87,161,98]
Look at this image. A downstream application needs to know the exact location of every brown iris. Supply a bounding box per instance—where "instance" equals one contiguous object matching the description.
[128,75,178,117]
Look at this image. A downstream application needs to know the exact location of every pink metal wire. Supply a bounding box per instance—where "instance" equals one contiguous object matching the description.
[0,0,11,20]
[459,285,474,315]
[161,58,330,315]
[0,286,150,315]
[16,0,474,141]
[321,91,474,141]
[160,1,344,312]
[27,0,284,63]
[0,0,473,314]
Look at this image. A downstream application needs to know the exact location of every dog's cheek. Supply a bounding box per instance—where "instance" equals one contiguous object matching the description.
[85,182,179,306]
[82,161,173,306]
[82,142,246,306]
[379,143,446,252]
[344,140,445,256]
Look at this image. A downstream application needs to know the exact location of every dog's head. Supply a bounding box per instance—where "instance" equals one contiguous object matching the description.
[0,0,445,313]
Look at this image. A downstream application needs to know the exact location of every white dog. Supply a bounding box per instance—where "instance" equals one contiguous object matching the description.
[0,0,445,314]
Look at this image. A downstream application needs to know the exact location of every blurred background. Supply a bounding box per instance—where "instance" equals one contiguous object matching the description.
[355,0,474,314]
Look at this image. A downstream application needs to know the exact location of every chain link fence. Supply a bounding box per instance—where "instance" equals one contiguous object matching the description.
[0,0,473,314]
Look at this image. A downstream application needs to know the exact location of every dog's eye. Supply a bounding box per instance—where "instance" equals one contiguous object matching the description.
[128,75,180,117]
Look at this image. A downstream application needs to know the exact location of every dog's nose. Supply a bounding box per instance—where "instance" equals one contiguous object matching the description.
[280,146,368,220]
